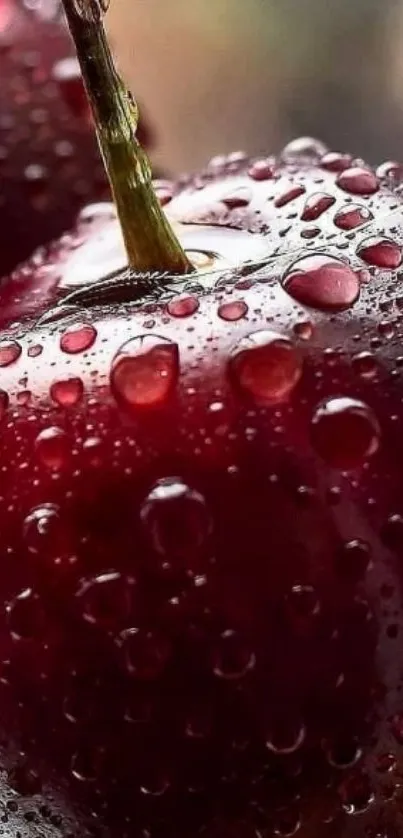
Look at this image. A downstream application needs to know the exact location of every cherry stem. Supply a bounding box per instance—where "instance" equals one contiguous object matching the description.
[61,0,193,275]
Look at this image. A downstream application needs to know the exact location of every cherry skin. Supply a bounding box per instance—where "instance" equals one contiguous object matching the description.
[1,139,403,838]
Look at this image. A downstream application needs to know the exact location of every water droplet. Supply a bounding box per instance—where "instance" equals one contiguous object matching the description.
[229,330,302,405]
[27,344,43,358]
[23,163,48,196]
[274,808,302,837]
[212,630,255,680]
[50,376,84,407]
[76,572,133,630]
[381,514,403,550]
[8,763,42,796]
[60,322,97,354]
[116,627,171,680]
[336,167,379,195]
[248,159,274,181]
[7,588,45,641]
[167,294,199,318]
[70,746,103,783]
[326,738,363,770]
[82,436,103,467]
[141,477,211,562]
[35,427,69,469]
[221,187,252,209]
[286,584,320,619]
[333,204,372,230]
[23,503,63,556]
[321,151,353,172]
[282,137,328,163]
[339,772,374,815]
[275,184,306,208]
[376,752,397,773]
[357,238,402,269]
[0,339,21,367]
[301,192,335,221]
[218,300,248,321]
[300,227,320,239]
[266,719,306,755]
[352,351,378,379]
[337,540,371,580]
[376,160,402,181]
[110,335,179,410]
[311,397,380,469]
[293,321,313,340]
[283,255,360,312]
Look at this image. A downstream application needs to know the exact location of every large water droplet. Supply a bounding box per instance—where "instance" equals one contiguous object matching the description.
[282,137,328,163]
[212,630,255,680]
[116,628,171,680]
[60,322,97,354]
[248,159,274,181]
[50,376,84,407]
[35,427,69,469]
[283,255,360,312]
[167,294,199,318]
[311,397,380,469]
[218,300,248,321]
[301,192,335,221]
[321,151,352,172]
[336,167,379,195]
[357,238,402,269]
[275,184,306,208]
[229,330,302,405]
[110,335,179,410]
[333,204,372,230]
[76,572,133,630]
[141,477,211,562]
[0,339,21,367]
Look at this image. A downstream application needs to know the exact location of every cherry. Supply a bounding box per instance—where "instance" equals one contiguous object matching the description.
[1,2,403,838]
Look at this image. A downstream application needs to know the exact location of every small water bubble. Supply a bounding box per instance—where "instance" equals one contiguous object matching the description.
[275,184,306,208]
[212,630,255,680]
[70,745,103,783]
[60,322,97,354]
[283,255,360,312]
[301,192,335,221]
[116,627,171,680]
[336,167,379,195]
[0,339,21,367]
[266,719,306,755]
[23,503,63,556]
[8,763,42,796]
[376,753,397,773]
[311,397,380,469]
[334,204,372,230]
[326,738,363,769]
[50,376,84,407]
[286,584,320,619]
[218,300,248,321]
[7,588,45,641]
[27,344,43,358]
[35,426,69,469]
[110,335,179,410]
[141,477,211,562]
[167,294,199,318]
[381,514,403,550]
[76,571,133,630]
[357,238,402,269]
[229,330,302,405]
[339,772,374,815]
[337,539,371,580]
[282,137,328,163]
[351,351,378,380]
[248,159,274,181]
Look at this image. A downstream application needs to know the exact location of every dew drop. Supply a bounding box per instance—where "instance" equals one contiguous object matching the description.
[23,503,63,556]
[293,321,313,340]
[275,184,306,208]
[321,151,353,172]
[116,627,171,680]
[7,588,45,641]
[221,187,252,209]
[351,351,378,380]
[326,738,363,769]
[248,159,274,181]
[283,255,360,312]
[311,397,380,469]
[286,584,320,619]
[27,344,43,358]
[76,572,133,630]
[376,752,397,773]
[376,161,402,181]
[333,204,372,230]
[229,330,302,405]
[282,137,328,163]
[357,238,402,269]
[381,514,403,550]
[35,427,69,469]
[218,300,248,321]
[141,477,211,561]
[50,376,84,407]
[301,192,335,221]
[8,763,42,796]
[212,630,255,680]
[78,202,116,223]
[339,772,374,815]
[167,294,199,318]
[336,167,379,195]
[60,322,97,354]
[0,339,21,367]
[266,719,306,755]
[110,335,179,410]
[337,539,371,580]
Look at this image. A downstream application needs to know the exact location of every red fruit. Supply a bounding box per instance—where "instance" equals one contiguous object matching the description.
[0,0,153,275]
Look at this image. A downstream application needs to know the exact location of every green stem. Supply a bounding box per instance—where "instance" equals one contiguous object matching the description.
[61,0,193,275]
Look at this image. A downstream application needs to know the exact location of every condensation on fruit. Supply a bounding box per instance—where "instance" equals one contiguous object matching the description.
[311,397,380,470]
[60,322,97,354]
[110,335,179,410]
[357,238,402,269]
[301,192,335,221]
[34,426,69,469]
[140,477,211,562]
[23,503,63,556]
[167,293,199,318]
[0,339,21,367]
[351,352,378,380]
[283,255,360,312]
[281,136,328,163]
[333,204,372,230]
[229,330,302,405]
[218,300,248,321]
[76,571,133,630]
[50,376,84,407]
[336,167,379,195]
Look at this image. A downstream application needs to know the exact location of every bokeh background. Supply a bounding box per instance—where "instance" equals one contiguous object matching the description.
[2,0,403,273]
[107,0,403,173]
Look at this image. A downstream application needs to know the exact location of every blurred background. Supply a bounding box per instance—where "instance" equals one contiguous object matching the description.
[2,0,403,273]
